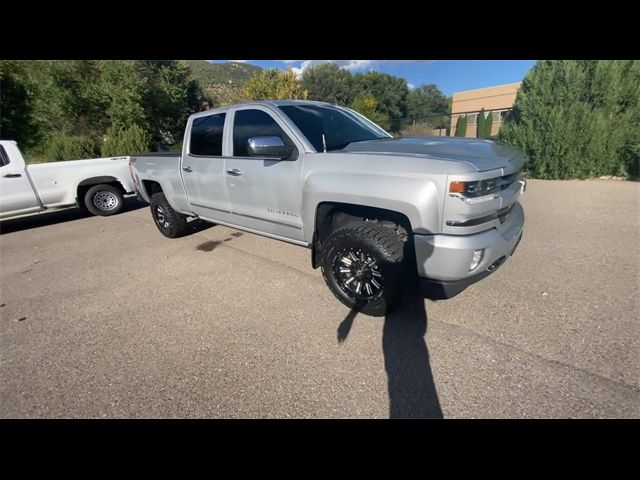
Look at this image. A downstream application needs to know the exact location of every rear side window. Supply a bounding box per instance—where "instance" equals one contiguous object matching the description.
[0,146,10,166]
[233,109,294,157]
[190,113,226,156]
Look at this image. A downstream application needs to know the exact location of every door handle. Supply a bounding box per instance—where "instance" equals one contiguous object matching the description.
[2,173,22,178]
[226,169,242,176]
[182,166,193,173]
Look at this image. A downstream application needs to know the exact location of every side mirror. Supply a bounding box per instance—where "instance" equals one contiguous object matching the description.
[247,136,293,160]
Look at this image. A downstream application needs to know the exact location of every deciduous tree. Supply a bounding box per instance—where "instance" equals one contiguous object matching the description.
[350,92,390,130]
[0,61,39,149]
[244,69,308,101]
[301,63,353,105]
[407,84,450,130]
[352,71,409,131]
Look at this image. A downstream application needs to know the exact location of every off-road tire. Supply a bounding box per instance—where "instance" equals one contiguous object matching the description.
[321,221,409,316]
[150,192,189,238]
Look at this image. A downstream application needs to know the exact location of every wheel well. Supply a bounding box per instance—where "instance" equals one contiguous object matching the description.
[311,202,414,269]
[77,178,126,204]
[142,180,163,198]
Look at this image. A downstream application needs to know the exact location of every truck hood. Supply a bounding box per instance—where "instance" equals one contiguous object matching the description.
[340,136,525,172]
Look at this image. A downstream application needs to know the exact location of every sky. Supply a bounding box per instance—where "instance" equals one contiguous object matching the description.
[209,60,536,96]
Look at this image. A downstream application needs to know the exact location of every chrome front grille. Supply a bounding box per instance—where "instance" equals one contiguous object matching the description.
[497,204,514,223]
[446,203,514,227]
[444,169,523,232]
[500,173,519,190]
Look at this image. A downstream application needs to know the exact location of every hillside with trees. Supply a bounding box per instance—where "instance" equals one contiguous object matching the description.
[184,60,262,85]
[183,60,262,106]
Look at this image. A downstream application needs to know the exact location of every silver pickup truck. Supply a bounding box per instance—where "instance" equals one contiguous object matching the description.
[131,100,525,316]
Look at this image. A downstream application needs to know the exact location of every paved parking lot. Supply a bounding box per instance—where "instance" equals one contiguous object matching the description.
[1,179,638,418]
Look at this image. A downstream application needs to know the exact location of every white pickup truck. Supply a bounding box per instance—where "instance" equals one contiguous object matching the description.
[0,140,136,221]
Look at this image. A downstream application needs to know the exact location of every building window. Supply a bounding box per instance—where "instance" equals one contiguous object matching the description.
[466,113,478,125]
[492,110,511,122]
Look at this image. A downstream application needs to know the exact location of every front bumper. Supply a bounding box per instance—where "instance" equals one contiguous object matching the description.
[414,201,524,299]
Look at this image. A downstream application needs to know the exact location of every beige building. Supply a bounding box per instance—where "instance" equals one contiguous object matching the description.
[450,82,521,137]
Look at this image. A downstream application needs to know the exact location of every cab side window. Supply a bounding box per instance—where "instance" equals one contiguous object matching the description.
[0,146,10,167]
[190,113,226,156]
[233,109,295,157]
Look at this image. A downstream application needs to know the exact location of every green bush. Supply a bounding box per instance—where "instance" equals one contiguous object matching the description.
[500,60,640,179]
[42,132,99,161]
[101,124,150,157]
[454,115,467,137]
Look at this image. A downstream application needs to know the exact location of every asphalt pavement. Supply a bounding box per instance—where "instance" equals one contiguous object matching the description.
[1,179,638,418]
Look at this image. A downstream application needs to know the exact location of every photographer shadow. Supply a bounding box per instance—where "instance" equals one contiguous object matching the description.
[337,285,443,419]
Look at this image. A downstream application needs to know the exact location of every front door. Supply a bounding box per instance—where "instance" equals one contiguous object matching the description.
[181,111,235,224]
[224,107,304,242]
[0,145,41,218]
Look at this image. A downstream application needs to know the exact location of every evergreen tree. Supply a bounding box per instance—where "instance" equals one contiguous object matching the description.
[454,115,467,137]
[500,60,640,178]
[476,108,486,138]
[480,109,494,138]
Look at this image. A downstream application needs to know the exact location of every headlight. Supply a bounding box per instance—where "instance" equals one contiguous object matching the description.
[449,177,500,198]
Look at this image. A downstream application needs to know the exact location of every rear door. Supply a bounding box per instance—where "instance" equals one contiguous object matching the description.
[224,106,305,242]
[181,110,235,224]
[0,144,42,218]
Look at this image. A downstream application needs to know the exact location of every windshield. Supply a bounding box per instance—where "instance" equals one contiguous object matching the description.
[278,104,391,152]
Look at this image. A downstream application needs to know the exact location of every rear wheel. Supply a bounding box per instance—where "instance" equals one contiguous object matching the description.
[84,184,124,216]
[321,221,409,316]
[150,192,189,238]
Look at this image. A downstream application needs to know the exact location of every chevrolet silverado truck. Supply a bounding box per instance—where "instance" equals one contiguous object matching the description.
[0,140,136,220]
[131,100,525,316]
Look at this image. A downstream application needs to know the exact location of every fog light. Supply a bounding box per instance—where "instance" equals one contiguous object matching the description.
[469,249,485,271]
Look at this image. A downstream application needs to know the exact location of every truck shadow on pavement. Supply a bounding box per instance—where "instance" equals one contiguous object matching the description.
[0,197,146,235]
[337,285,443,419]
[184,218,215,236]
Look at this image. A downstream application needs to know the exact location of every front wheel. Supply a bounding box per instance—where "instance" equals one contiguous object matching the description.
[321,221,409,317]
[84,184,124,216]
[149,192,189,238]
